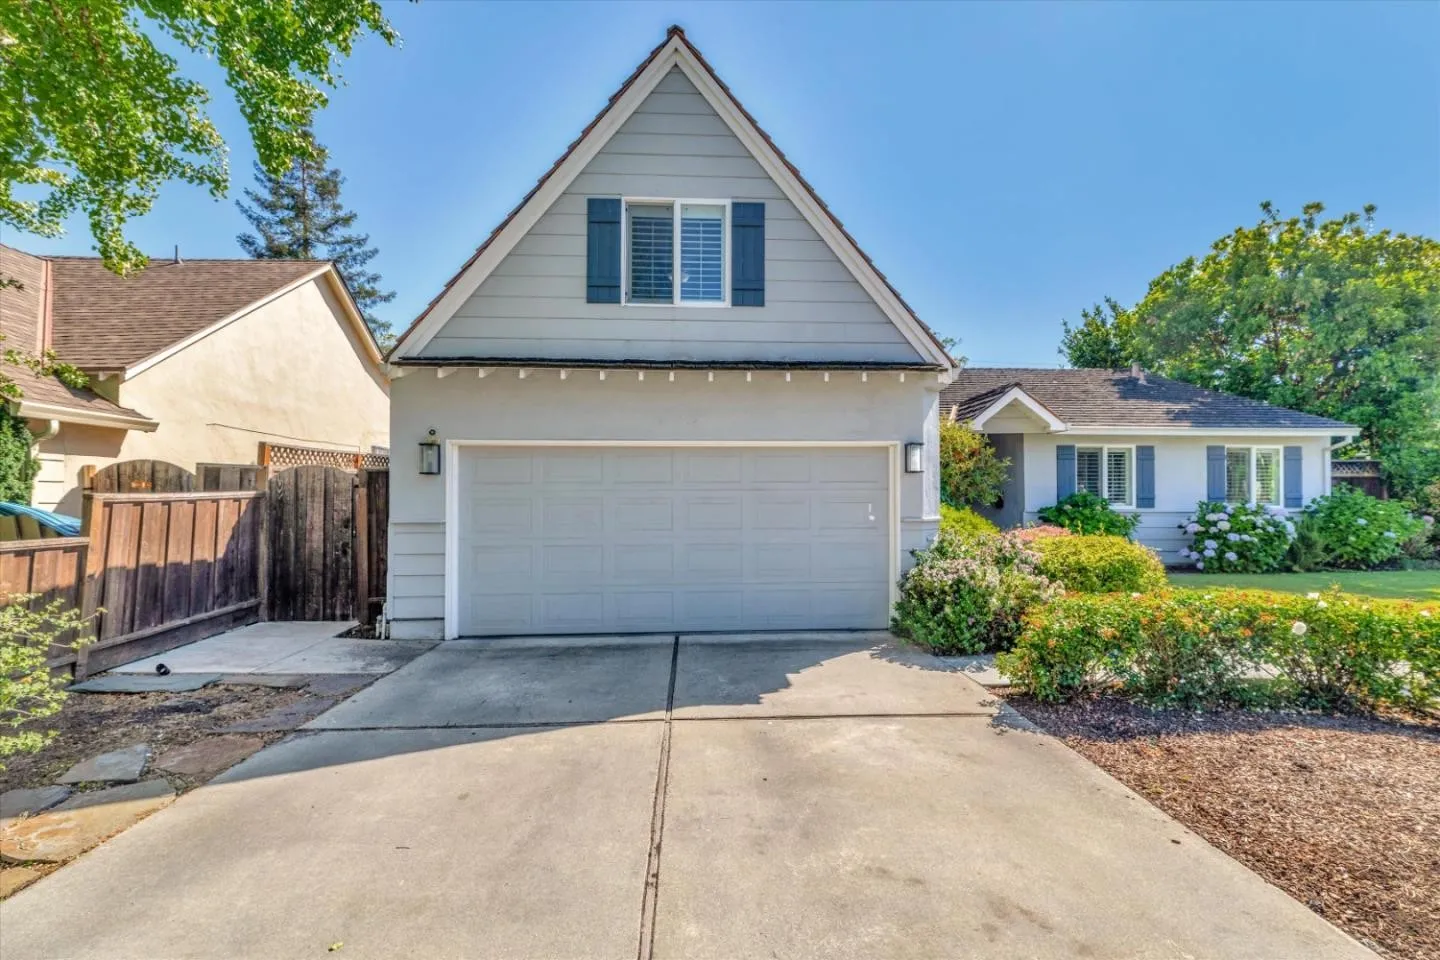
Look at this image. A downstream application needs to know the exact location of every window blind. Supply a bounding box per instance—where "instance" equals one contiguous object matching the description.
[1106,449,1132,505]
[1254,449,1280,505]
[1226,449,1251,502]
[1077,449,1102,497]
[627,203,673,303]
[680,203,724,302]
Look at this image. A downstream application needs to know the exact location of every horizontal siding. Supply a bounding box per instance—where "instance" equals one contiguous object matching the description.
[419,66,921,366]
[389,521,444,621]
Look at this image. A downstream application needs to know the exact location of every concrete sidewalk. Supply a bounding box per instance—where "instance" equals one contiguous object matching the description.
[0,634,1373,959]
[111,621,434,676]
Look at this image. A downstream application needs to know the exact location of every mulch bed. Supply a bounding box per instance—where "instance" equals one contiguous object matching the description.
[1004,694,1440,960]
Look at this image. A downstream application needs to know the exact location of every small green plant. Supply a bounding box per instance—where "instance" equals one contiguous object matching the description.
[0,406,38,503]
[938,504,998,540]
[1300,487,1425,569]
[1032,535,1166,594]
[1,597,93,768]
[892,532,1060,655]
[938,419,1009,508]
[1177,501,1294,573]
[1036,492,1141,538]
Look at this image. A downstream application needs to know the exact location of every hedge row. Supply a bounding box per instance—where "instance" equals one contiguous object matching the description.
[996,587,1439,712]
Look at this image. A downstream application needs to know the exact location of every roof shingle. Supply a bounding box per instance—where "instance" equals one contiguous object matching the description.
[942,368,1354,431]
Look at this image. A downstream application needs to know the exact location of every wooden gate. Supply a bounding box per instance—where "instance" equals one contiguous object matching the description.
[265,467,388,622]
[90,460,195,494]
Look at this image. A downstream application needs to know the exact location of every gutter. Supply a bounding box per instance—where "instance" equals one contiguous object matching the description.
[12,399,160,432]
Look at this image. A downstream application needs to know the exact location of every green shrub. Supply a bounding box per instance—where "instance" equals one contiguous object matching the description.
[1177,501,1294,573]
[1032,535,1166,594]
[938,419,1009,509]
[939,504,998,540]
[0,407,38,503]
[999,587,1439,713]
[1301,487,1426,569]
[1,597,92,768]
[893,532,1060,655]
[1036,492,1141,538]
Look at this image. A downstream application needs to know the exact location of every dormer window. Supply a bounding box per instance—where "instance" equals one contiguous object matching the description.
[623,198,729,306]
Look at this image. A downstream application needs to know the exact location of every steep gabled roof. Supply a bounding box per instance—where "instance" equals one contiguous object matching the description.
[942,368,1357,432]
[391,25,953,368]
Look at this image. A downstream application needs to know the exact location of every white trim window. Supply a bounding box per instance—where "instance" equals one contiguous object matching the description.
[623,198,730,306]
[1226,446,1282,505]
[1077,445,1135,508]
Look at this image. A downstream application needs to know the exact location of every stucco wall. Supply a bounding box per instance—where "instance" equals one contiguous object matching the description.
[31,276,389,514]
[1017,433,1333,561]
[388,370,940,637]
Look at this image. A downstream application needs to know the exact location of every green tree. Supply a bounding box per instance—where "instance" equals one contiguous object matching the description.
[0,597,91,767]
[1076,203,1440,496]
[237,139,395,338]
[1058,297,1142,369]
[939,418,1010,508]
[0,0,396,277]
[0,407,38,503]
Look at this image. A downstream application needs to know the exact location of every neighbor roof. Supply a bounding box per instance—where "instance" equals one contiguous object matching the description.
[45,255,327,369]
[941,368,1356,431]
[0,245,154,426]
[390,25,953,368]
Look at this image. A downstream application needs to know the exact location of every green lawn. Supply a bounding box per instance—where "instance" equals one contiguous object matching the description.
[1166,568,1440,602]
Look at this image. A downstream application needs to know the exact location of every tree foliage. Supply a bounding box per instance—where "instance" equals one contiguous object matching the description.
[237,138,395,338]
[939,418,1010,508]
[1061,204,1440,495]
[0,0,397,276]
[0,597,92,767]
[1058,297,1141,369]
[0,405,38,503]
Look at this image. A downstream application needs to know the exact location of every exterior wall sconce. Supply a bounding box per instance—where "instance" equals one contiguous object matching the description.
[904,442,924,474]
[419,429,442,475]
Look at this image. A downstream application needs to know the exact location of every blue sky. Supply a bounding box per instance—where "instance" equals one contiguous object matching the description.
[12,1,1439,365]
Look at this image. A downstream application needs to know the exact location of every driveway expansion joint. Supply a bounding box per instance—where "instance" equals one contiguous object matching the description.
[636,635,679,960]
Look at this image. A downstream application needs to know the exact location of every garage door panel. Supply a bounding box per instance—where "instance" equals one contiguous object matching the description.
[459,447,890,635]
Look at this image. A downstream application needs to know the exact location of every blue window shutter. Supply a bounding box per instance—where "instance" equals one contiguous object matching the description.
[1206,445,1227,501]
[586,198,621,303]
[1056,445,1076,499]
[731,202,765,306]
[1284,446,1303,507]
[1136,445,1155,508]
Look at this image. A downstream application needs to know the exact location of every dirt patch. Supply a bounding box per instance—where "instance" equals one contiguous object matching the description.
[2,677,374,899]
[1004,694,1440,960]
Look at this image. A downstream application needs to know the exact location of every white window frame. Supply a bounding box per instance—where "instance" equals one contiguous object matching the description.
[1225,445,1283,506]
[1077,444,1136,509]
[620,197,731,308]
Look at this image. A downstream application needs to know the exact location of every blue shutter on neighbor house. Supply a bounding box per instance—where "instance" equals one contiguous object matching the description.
[586,198,621,303]
[1206,445,1227,501]
[731,202,765,306]
[1136,445,1156,508]
[1056,445,1077,499]
[1284,446,1304,507]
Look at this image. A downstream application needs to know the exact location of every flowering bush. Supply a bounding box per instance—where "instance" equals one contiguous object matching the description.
[1031,535,1166,594]
[1300,486,1426,569]
[1176,501,1294,573]
[938,504,998,540]
[892,532,1060,655]
[997,587,1439,713]
[1012,524,1071,543]
[938,419,1009,508]
[1036,492,1141,538]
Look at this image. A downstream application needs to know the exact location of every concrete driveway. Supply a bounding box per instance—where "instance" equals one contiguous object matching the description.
[1,634,1370,959]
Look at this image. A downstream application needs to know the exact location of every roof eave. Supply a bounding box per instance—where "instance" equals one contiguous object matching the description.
[13,398,159,432]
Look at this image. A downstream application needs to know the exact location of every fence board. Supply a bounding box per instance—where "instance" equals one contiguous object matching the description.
[162,501,196,623]
[91,460,195,494]
[0,538,90,665]
[265,466,374,622]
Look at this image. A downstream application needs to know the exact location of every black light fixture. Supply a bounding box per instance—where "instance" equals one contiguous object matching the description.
[419,429,441,475]
[904,442,924,473]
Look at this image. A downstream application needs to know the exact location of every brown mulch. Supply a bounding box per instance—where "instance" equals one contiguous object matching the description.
[1,684,308,796]
[1004,694,1440,960]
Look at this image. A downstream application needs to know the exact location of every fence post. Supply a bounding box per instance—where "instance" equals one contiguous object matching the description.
[355,471,370,625]
[257,490,271,622]
[76,492,106,678]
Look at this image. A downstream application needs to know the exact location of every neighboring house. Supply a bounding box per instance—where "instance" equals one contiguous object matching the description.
[940,366,1358,559]
[385,27,956,639]
[0,244,389,514]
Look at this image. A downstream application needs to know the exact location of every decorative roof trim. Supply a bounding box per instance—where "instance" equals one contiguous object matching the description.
[967,385,1068,433]
[390,26,953,368]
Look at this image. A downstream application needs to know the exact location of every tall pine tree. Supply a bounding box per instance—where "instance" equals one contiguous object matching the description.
[237,137,395,340]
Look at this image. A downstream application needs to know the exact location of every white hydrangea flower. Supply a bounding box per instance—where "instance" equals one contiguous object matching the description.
[1224,552,1237,562]
[1203,539,1218,550]
[1203,548,1217,558]
[1356,517,1368,526]
[1195,560,1205,570]
[1186,523,1201,534]
[1383,531,1397,539]
[1291,621,1308,636]
[1217,520,1231,531]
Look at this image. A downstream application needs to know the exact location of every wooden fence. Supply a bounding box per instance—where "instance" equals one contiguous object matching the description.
[2,468,390,676]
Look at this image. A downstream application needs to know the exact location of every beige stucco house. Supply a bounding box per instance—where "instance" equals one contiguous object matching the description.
[385,27,956,640]
[0,244,389,514]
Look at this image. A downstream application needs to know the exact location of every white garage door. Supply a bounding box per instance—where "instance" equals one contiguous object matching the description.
[457,446,892,635]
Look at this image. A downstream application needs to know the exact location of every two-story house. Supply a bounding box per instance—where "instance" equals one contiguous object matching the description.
[385,26,955,639]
